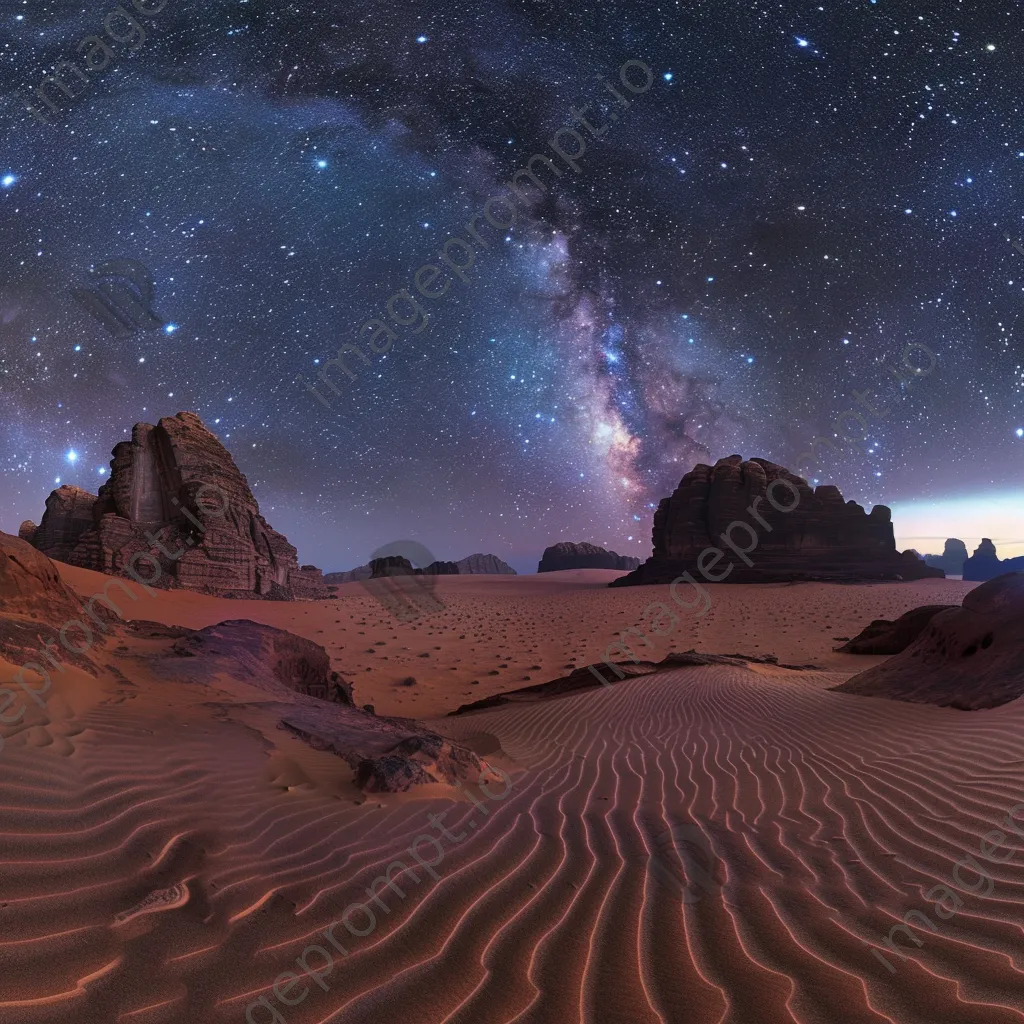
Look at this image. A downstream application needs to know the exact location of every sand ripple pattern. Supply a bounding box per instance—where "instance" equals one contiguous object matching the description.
[4,667,1024,1023]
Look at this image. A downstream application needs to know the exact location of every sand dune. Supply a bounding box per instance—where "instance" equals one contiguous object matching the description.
[6,569,1024,1023]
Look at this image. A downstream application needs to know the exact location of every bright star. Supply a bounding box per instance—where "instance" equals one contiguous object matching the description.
[1016,427,1024,438]
[416,35,428,43]
[796,37,810,48]
[664,73,673,81]
[164,323,178,333]
[66,450,78,463]
[1,174,16,188]
[316,159,327,169]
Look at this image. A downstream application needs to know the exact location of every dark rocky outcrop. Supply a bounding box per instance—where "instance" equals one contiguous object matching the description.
[835,605,957,655]
[831,573,1024,709]
[538,542,641,573]
[924,538,969,576]
[612,455,944,586]
[457,553,516,575]
[370,556,415,577]
[962,538,1024,582]
[25,412,327,600]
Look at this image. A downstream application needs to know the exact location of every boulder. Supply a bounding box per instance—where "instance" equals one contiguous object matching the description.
[831,573,1024,709]
[25,412,327,600]
[612,455,944,586]
[538,542,641,572]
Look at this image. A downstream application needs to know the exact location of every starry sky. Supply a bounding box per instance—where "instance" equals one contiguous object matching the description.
[1,0,1023,574]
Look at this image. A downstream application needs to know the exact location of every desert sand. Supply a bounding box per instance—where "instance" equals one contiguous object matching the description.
[8,567,1024,1023]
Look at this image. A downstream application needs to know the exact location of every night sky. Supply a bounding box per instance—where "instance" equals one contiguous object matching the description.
[1,0,1022,574]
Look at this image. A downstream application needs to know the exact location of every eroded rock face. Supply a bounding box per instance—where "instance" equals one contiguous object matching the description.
[538,542,641,572]
[26,485,97,563]
[26,412,327,600]
[836,605,957,655]
[962,538,1024,582]
[612,455,944,586]
[831,573,1024,709]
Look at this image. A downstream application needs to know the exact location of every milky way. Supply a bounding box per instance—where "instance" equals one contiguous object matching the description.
[1,0,1021,571]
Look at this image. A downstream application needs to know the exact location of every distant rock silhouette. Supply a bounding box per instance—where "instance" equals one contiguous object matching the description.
[326,552,516,583]
[924,538,969,576]
[537,542,641,573]
[457,553,516,575]
[612,455,944,586]
[24,412,327,600]
[962,538,1024,582]
[832,573,1024,709]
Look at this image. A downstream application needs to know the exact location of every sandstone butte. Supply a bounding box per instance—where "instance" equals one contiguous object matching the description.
[19,412,327,600]
[612,454,945,586]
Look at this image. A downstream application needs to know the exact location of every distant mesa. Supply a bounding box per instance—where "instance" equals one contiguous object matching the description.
[325,552,516,584]
[537,541,641,573]
[836,605,957,655]
[923,537,969,576]
[457,553,516,575]
[832,572,1024,709]
[962,538,1024,582]
[612,455,944,586]
[21,412,327,600]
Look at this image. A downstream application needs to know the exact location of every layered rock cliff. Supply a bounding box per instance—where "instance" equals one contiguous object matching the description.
[24,412,327,600]
[537,542,641,573]
[611,455,943,586]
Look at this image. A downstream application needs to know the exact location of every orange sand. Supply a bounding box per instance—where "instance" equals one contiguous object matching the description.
[6,568,1024,1023]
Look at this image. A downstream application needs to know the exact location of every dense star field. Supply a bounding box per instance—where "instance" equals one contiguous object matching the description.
[1,0,1022,571]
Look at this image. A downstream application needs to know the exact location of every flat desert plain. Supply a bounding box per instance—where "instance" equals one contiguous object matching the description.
[6,567,1024,1024]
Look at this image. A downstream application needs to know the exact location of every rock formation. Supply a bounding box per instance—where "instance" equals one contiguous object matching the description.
[836,605,957,655]
[612,455,944,586]
[962,538,1024,582]
[924,538,968,576]
[831,573,1024,709]
[457,553,516,575]
[24,412,327,600]
[327,552,516,583]
[537,542,641,573]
